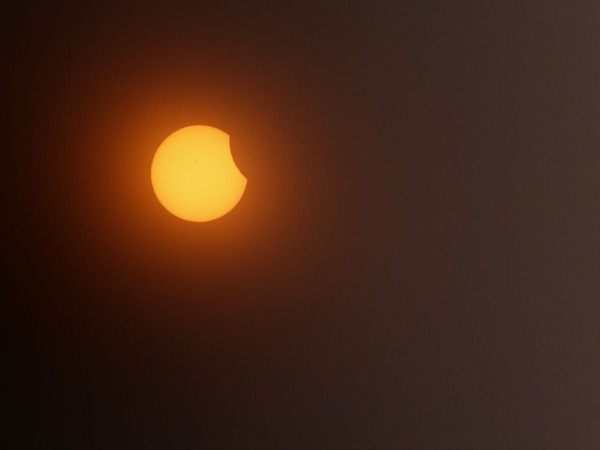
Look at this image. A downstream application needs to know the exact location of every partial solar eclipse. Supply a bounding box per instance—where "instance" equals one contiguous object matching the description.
[151,125,247,222]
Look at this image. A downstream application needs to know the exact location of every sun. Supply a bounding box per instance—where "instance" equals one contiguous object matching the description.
[151,125,247,222]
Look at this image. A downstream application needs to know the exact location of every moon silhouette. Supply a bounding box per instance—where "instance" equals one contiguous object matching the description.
[151,125,247,222]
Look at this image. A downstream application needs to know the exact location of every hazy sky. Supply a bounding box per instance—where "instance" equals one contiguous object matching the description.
[7,2,600,448]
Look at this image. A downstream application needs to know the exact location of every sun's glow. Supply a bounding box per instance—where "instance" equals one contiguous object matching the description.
[151,125,247,222]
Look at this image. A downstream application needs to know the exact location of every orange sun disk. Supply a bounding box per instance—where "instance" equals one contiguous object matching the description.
[151,125,247,222]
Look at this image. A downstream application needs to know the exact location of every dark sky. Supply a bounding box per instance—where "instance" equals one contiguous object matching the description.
[7,2,600,448]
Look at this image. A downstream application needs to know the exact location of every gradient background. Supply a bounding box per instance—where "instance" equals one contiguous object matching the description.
[7,2,600,448]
